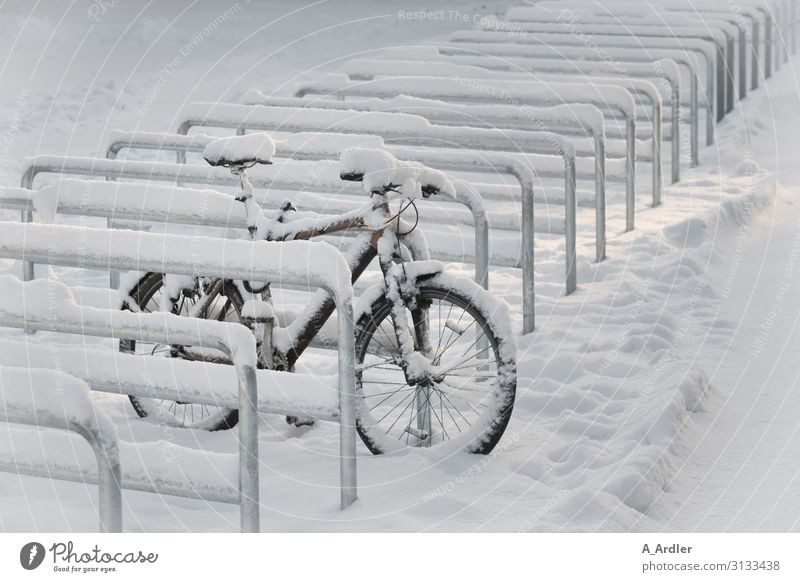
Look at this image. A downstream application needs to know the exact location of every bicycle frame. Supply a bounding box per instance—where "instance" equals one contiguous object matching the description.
[169,181,434,377]
[263,192,429,371]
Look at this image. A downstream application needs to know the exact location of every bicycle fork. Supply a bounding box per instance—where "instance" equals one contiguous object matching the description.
[378,228,439,446]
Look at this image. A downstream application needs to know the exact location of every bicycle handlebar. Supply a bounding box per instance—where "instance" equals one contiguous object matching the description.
[338,172,442,198]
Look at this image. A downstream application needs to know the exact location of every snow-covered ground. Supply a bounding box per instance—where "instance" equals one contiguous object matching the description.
[0,0,798,532]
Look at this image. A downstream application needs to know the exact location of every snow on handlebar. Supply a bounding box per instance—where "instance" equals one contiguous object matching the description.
[339,147,455,199]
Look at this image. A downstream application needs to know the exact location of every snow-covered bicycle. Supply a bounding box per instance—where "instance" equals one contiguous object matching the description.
[119,134,516,454]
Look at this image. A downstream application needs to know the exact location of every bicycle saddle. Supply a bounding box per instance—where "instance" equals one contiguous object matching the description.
[339,147,455,198]
[203,133,276,167]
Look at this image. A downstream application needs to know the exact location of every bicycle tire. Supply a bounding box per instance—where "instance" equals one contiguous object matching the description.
[119,272,241,431]
[354,272,516,455]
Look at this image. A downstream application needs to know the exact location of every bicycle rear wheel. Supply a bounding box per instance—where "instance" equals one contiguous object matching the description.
[354,273,516,455]
[119,272,242,431]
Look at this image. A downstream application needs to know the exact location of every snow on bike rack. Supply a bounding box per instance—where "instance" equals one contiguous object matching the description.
[99,132,492,287]
[525,0,792,83]
[0,337,340,421]
[14,149,538,331]
[0,272,257,530]
[0,221,358,529]
[174,101,587,238]
[348,48,694,170]
[239,95,621,243]
[447,28,721,124]
[323,58,670,199]
[496,7,738,110]
[0,366,122,532]
[1,169,485,282]
[512,1,758,100]
[453,18,731,119]
[171,104,587,331]
[13,153,495,302]
[104,127,582,271]
[290,73,638,226]
[14,144,565,334]
[434,41,711,148]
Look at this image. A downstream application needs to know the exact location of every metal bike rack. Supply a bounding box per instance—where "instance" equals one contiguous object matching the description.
[0,220,358,523]
[448,29,721,123]
[290,74,636,212]
[19,152,490,295]
[100,131,492,287]
[523,0,764,96]
[170,104,588,331]
[504,4,744,103]
[0,175,484,356]
[16,150,541,332]
[290,74,637,232]
[0,366,122,532]
[532,0,784,77]
[332,58,670,195]
[0,268,258,530]
[353,49,696,169]
[4,168,488,299]
[290,73,638,201]
[461,18,734,117]
[237,96,617,246]
[174,103,583,250]
[436,42,711,148]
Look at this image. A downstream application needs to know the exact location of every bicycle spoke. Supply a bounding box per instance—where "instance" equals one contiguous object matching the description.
[448,331,487,365]
[438,344,495,376]
[434,299,456,359]
[439,391,472,426]
[439,392,447,441]
[438,377,493,398]
[356,355,397,372]
[362,386,415,397]
[364,365,405,372]
[437,302,469,358]
[436,317,477,362]
[406,386,448,442]
[371,386,414,414]
[378,390,416,426]
[437,388,474,427]
[384,391,418,435]
[367,320,401,358]
[355,286,510,453]
[429,392,449,441]
[437,385,488,416]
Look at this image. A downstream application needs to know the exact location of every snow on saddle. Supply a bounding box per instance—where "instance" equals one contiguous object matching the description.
[203,133,276,167]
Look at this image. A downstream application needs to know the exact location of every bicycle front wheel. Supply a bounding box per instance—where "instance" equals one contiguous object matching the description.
[354,273,516,455]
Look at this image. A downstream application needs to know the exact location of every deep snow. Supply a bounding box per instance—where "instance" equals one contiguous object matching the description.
[0,0,798,532]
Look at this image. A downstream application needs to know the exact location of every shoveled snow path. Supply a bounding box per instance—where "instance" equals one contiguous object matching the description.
[642,58,800,532]
[644,201,800,530]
